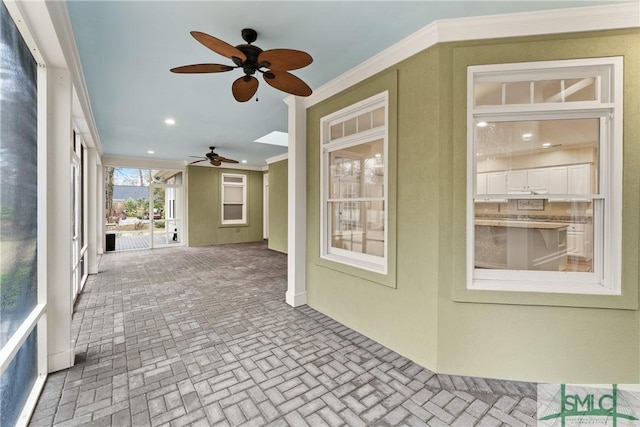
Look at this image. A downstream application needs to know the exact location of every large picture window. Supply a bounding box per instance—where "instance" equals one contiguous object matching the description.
[467,57,622,294]
[0,2,47,425]
[321,92,388,273]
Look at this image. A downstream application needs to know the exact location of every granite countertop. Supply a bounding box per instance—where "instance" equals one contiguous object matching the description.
[475,219,569,229]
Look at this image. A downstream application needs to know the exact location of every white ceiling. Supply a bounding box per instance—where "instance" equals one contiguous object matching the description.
[66,1,623,167]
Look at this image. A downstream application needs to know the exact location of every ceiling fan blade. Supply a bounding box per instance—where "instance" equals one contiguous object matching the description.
[188,159,207,165]
[189,155,206,159]
[190,31,247,63]
[219,157,239,164]
[210,159,222,166]
[258,49,313,71]
[232,76,259,102]
[263,71,312,97]
[170,63,235,74]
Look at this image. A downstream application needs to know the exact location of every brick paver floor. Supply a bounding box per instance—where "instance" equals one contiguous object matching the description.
[30,242,537,426]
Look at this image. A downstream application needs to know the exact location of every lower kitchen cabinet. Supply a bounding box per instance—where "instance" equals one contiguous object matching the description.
[567,223,593,259]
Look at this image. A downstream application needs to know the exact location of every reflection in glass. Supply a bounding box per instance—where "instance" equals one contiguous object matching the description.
[476,118,599,194]
[0,0,38,348]
[534,80,562,103]
[329,140,384,199]
[223,205,243,221]
[565,78,596,102]
[0,330,38,426]
[504,81,530,104]
[330,201,385,257]
[474,201,593,273]
[475,82,502,106]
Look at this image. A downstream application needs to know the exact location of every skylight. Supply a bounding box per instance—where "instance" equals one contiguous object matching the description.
[254,131,288,147]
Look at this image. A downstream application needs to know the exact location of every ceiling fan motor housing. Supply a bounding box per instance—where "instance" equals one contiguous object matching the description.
[236,44,264,75]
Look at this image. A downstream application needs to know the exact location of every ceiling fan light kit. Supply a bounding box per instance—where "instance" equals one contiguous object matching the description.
[171,28,313,102]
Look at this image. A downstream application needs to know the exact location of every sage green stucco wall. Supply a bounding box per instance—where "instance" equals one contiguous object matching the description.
[307,66,439,370]
[187,166,264,246]
[306,29,640,383]
[268,160,288,254]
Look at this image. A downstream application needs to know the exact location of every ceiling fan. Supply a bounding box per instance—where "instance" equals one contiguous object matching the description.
[189,147,239,167]
[170,28,313,102]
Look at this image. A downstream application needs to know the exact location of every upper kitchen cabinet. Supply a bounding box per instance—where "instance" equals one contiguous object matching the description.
[567,163,593,195]
[547,166,568,195]
[506,168,549,194]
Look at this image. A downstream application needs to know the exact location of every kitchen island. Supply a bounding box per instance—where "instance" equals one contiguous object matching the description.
[475,219,568,271]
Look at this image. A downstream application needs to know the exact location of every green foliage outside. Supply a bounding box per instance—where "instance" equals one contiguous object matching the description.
[0,262,34,309]
[124,198,138,217]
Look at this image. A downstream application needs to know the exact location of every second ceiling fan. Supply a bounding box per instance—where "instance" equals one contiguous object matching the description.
[189,147,239,167]
[171,28,313,102]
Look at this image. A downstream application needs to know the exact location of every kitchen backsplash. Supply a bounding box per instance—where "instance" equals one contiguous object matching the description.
[475,200,593,223]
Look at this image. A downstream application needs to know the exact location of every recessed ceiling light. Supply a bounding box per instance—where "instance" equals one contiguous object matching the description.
[147,150,155,154]
[164,118,175,125]
[477,121,488,128]
[241,160,247,164]
[522,133,533,141]
[542,142,552,148]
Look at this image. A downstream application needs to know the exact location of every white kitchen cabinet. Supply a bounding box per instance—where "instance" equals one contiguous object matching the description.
[526,168,549,194]
[476,172,506,202]
[477,173,487,195]
[487,172,507,194]
[548,167,568,196]
[482,164,592,198]
[567,223,593,259]
[507,169,548,194]
[568,164,592,195]
[507,170,528,193]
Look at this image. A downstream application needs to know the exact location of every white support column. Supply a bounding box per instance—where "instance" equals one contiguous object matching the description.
[285,96,307,307]
[86,147,99,273]
[46,67,74,372]
[97,162,104,254]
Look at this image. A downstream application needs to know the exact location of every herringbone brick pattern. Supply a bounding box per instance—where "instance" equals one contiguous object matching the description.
[30,242,537,426]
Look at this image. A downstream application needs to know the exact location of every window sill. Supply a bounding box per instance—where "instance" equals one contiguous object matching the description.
[454,280,636,310]
[220,222,249,228]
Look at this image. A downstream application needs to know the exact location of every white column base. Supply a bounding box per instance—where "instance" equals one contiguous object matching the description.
[286,291,307,307]
[48,347,74,373]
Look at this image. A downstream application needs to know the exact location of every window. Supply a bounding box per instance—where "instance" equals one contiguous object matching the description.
[0,2,47,425]
[321,92,388,273]
[467,57,622,294]
[222,173,247,224]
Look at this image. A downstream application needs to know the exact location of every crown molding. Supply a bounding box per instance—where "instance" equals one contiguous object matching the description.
[304,2,640,108]
[265,153,288,165]
[45,1,103,156]
[102,155,186,170]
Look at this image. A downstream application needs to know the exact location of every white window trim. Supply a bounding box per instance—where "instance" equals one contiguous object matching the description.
[0,3,49,426]
[221,173,247,225]
[466,57,623,295]
[320,92,389,274]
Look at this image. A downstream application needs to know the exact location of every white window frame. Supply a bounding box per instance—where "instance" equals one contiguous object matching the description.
[0,2,48,426]
[320,92,389,274]
[467,57,623,295]
[221,173,247,225]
